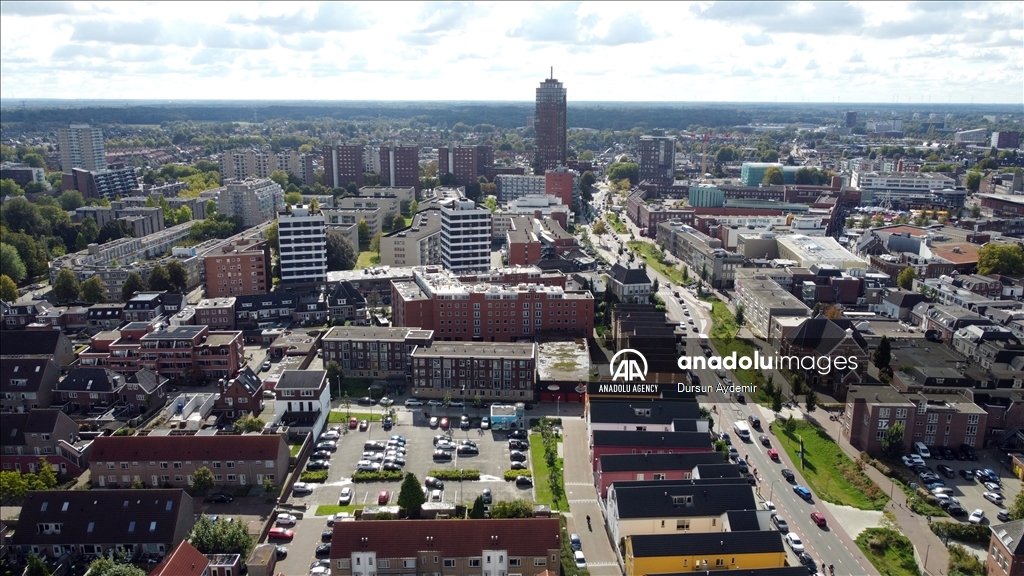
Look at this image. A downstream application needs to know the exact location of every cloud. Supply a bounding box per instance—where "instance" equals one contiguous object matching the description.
[805,60,819,70]
[508,4,655,47]
[507,3,584,43]
[71,19,187,46]
[232,2,369,35]
[655,64,706,75]
[51,44,111,61]
[742,32,772,46]
[848,51,864,63]
[0,1,79,16]
[593,13,657,46]
[697,2,865,35]
[200,29,272,50]
[400,2,484,46]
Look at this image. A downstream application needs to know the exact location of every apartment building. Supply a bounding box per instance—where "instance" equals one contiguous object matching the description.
[608,264,652,304]
[217,178,285,227]
[988,519,1024,576]
[63,167,139,200]
[639,132,676,186]
[322,326,434,379]
[391,268,594,342]
[278,206,327,285]
[440,199,492,273]
[781,317,869,395]
[58,124,106,171]
[507,217,543,266]
[214,367,264,420]
[534,75,567,174]
[327,282,369,326]
[595,452,727,498]
[380,208,442,267]
[379,145,420,191]
[336,194,396,224]
[625,531,787,576]
[733,269,812,340]
[544,166,576,208]
[204,238,271,296]
[89,434,288,488]
[495,175,546,202]
[74,205,164,236]
[273,370,330,439]
[657,221,745,289]
[439,145,493,186]
[194,298,237,330]
[410,342,536,402]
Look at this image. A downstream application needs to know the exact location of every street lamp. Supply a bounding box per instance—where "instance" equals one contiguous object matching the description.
[769,480,780,502]
[924,544,931,570]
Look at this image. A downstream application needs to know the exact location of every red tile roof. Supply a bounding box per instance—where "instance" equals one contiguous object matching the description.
[90,434,286,462]
[329,518,560,560]
[150,540,209,576]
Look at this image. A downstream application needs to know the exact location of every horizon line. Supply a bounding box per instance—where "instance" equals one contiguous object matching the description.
[0,98,1020,107]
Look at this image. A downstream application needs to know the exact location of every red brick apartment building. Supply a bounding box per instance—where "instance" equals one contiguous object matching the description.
[203,239,271,296]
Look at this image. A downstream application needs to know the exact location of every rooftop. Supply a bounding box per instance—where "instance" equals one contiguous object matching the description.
[324,326,433,342]
[612,481,756,519]
[411,342,537,359]
[276,370,327,390]
[598,452,727,473]
[536,340,590,382]
[329,518,559,560]
[629,530,785,557]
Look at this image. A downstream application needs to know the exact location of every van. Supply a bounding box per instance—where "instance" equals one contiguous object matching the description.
[748,414,761,428]
[914,442,931,459]
[733,421,751,441]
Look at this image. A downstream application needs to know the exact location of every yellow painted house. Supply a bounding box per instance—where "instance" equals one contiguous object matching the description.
[625,531,787,576]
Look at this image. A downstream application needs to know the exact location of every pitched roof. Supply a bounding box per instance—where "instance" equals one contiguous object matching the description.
[785,317,868,355]
[150,540,209,576]
[10,489,193,546]
[56,368,123,393]
[0,330,67,357]
[329,518,560,560]
[992,519,1024,555]
[649,568,809,576]
[629,530,785,557]
[90,434,286,462]
[0,409,68,446]
[0,358,57,393]
[126,368,165,393]
[612,482,756,519]
[592,430,712,449]
[725,510,762,531]
[589,399,700,425]
[230,366,263,396]
[276,369,327,390]
[599,452,726,473]
[883,291,927,308]
[610,263,651,286]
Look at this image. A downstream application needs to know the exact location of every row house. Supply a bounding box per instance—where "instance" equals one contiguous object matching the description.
[322,326,434,380]
[87,303,125,332]
[55,367,166,419]
[625,531,788,576]
[234,292,299,329]
[911,302,994,343]
[194,298,237,330]
[1,358,59,413]
[410,342,537,403]
[152,540,244,576]
[138,325,245,383]
[10,489,194,563]
[952,325,1024,372]
[214,367,264,421]
[0,330,76,367]
[123,292,166,322]
[33,306,89,333]
[590,430,714,471]
[595,452,728,498]
[273,370,330,439]
[0,409,88,476]
[588,399,702,439]
[2,301,51,331]
[328,281,368,326]
[89,434,289,489]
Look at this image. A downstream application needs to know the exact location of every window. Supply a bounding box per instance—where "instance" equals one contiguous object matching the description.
[469,559,481,568]
[378,560,390,568]
[534,558,547,566]
[716,559,725,567]
[404,559,415,568]
[677,519,690,531]
[509,559,521,567]
[443,559,456,568]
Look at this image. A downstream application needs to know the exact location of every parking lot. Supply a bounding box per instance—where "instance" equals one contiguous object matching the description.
[904,448,1021,525]
[272,405,536,575]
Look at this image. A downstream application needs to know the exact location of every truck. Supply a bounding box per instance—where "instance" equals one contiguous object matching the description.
[697,333,709,346]
[733,421,751,441]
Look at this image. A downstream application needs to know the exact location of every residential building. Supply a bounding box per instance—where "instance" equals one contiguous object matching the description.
[595,452,727,498]
[322,326,434,380]
[89,434,287,488]
[1,301,51,331]
[639,132,676,186]
[54,367,166,419]
[952,325,1024,372]
[410,342,536,402]
[591,430,713,470]
[327,518,560,576]
[1,162,47,188]
[379,145,420,191]
[194,298,237,330]
[74,204,165,236]
[86,303,125,332]
[151,541,212,576]
[776,234,866,270]
[278,206,327,285]
[608,264,652,304]
[10,489,194,563]
[439,145,493,185]
[62,167,139,200]
[391,268,594,342]
[781,317,869,396]
[324,143,366,188]
[544,166,576,208]
[138,325,244,382]
[507,217,543,266]
[217,178,285,227]
[495,174,546,202]
[204,238,272,296]
[608,305,686,384]
[123,292,165,322]
[624,531,787,576]
[380,208,442,267]
[58,124,106,171]
[327,281,369,326]
[0,409,88,476]
[656,221,745,289]
[988,519,1024,576]
[273,370,330,439]
[588,400,701,435]
[733,270,812,341]
[0,330,75,367]
[441,199,492,273]
[534,74,567,174]
[234,293,300,329]
[0,358,59,413]
[992,132,1021,150]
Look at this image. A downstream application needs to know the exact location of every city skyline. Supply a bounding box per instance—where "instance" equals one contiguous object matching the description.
[0,1,1021,104]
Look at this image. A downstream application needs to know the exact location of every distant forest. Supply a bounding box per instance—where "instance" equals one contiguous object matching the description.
[2,100,1018,132]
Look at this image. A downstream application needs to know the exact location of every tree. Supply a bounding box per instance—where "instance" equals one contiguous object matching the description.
[1009,490,1024,521]
[166,260,189,293]
[0,469,29,502]
[804,389,817,413]
[469,495,486,519]
[53,268,81,303]
[398,472,427,517]
[977,243,1024,275]
[880,421,906,460]
[2,197,48,236]
[325,361,344,397]
[0,274,16,302]
[896,267,917,290]
[0,243,27,282]
[148,264,171,292]
[771,385,784,416]
[357,219,370,250]
[21,153,45,168]
[121,272,146,302]
[25,554,51,576]
[30,458,57,490]
[284,191,303,206]
[873,335,892,371]
[234,414,265,433]
[964,170,982,193]
[188,514,255,559]
[489,499,534,518]
[374,510,395,520]
[97,219,134,244]
[269,170,289,189]
[591,219,608,235]
[80,216,99,243]
[392,213,407,231]
[1,178,24,197]
[735,303,745,326]
[606,161,639,184]
[410,200,419,216]
[370,232,382,255]
[872,215,886,228]
[483,197,498,213]
[206,199,218,216]
[58,190,86,211]
[326,234,357,271]
[85,557,147,576]
[309,197,320,213]
[192,466,216,492]
[970,203,982,218]
[262,477,277,494]
[762,166,784,185]
[760,150,780,163]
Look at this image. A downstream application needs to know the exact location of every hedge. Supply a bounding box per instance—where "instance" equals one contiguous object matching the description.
[352,470,403,482]
[299,470,328,483]
[504,469,532,481]
[930,521,992,543]
[429,469,480,481]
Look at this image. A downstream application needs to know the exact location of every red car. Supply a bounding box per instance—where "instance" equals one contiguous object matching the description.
[348,417,359,429]
[810,512,827,527]
[268,527,294,541]
[767,449,779,461]
[440,417,449,430]
[377,490,390,505]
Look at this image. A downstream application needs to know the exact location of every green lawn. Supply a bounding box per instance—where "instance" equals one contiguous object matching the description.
[328,411,384,423]
[775,420,888,510]
[627,241,685,284]
[356,251,380,269]
[855,527,920,576]
[315,504,363,516]
[703,297,771,404]
[606,213,627,234]
[288,444,302,457]
[529,433,562,509]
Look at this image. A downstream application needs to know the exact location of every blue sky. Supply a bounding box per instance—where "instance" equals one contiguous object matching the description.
[1,1,1021,103]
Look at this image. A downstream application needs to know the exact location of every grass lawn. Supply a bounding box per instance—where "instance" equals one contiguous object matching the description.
[315,504,363,516]
[356,251,380,269]
[288,444,302,457]
[855,526,920,576]
[328,411,384,423]
[529,433,562,509]
[627,241,685,284]
[606,213,627,234]
[702,296,772,404]
[775,420,888,510]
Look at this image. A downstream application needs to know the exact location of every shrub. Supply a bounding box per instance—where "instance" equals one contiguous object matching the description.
[352,470,403,483]
[504,469,532,481]
[930,521,991,544]
[429,469,480,481]
[299,470,329,483]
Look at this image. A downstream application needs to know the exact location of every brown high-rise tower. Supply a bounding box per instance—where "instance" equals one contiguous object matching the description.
[533,71,567,175]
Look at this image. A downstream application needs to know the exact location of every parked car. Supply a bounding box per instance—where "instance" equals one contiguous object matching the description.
[511,461,528,470]
[428,399,444,407]
[315,441,337,452]
[728,447,739,461]
[509,430,528,439]
[205,493,233,503]
[999,509,1011,522]
[457,445,479,455]
[275,514,297,526]
[315,543,331,557]
[937,465,955,478]
[262,361,271,372]
[510,450,527,462]
[338,487,353,505]
[785,532,805,553]
[480,417,490,429]
[985,492,1005,505]
[425,477,445,490]
[509,439,529,450]
[405,398,424,407]
[357,397,377,406]
[793,485,812,500]
[942,447,958,460]
[291,482,313,495]
[348,417,359,429]
[961,444,978,461]
[390,435,407,444]
[969,509,985,524]
[358,419,369,431]
[460,415,471,430]
[382,417,393,431]
[429,417,439,428]
[384,456,407,466]
[268,527,294,541]
[810,512,827,527]
[436,440,457,451]
[356,460,380,472]
[570,533,582,551]
[379,397,394,407]
[275,546,288,559]
[306,460,330,471]
[321,529,333,543]
[984,481,1002,492]
[772,515,789,533]
[573,551,587,569]
[959,469,975,481]
[440,417,450,430]
[433,450,452,461]
[516,476,534,487]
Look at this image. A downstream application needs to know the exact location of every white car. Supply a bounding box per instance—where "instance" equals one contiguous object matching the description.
[338,487,353,505]
[356,460,380,472]
[969,509,985,524]
[291,482,314,495]
[785,533,804,553]
[275,513,297,526]
[321,431,340,441]
[379,397,394,407]
[405,398,424,407]
[573,550,587,569]
[427,399,444,407]
[763,501,776,514]
[984,492,1004,505]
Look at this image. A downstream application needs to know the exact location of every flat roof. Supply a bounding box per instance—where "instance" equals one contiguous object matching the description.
[411,342,536,359]
[536,340,590,382]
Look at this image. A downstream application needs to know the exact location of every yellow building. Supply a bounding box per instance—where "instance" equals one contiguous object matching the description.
[625,531,787,576]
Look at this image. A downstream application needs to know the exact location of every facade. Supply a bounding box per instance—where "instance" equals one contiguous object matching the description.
[278,206,327,285]
[213,367,264,420]
[58,124,106,171]
[624,531,787,576]
[608,264,652,304]
[217,178,285,227]
[0,409,88,476]
[733,269,812,340]
[740,162,785,186]
[328,518,560,576]
[992,132,1021,150]
[0,358,59,413]
[380,208,442,267]
[638,133,676,186]
[507,217,543,267]
[194,298,237,330]
[379,145,420,191]
[273,370,330,439]
[533,75,567,174]
[851,171,956,192]
[327,281,369,326]
[123,292,165,322]
[322,326,434,380]
[323,143,366,188]
[440,199,492,273]
[89,434,288,488]
[657,221,745,289]
[391,268,594,342]
[495,174,546,202]
[1,162,47,187]
[781,318,869,396]
[410,342,537,402]
[595,452,727,498]
[544,167,576,208]
[439,145,493,185]
[988,519,1024,576]
[63,167,139,200]
[204,238,272,296]
[74,204,165,236]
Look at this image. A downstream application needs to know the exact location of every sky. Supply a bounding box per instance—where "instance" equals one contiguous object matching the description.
[1,1,1021,104]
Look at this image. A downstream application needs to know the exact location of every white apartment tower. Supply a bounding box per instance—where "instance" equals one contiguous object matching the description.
[440,199,492,273]
[58,124,106,171]
[217,178,285,227]
[278,206,327,284]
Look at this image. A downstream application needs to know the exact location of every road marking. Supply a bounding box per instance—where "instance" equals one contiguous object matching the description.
[568,499,599,504]
[587,562,619,567]
[565,482,592,486]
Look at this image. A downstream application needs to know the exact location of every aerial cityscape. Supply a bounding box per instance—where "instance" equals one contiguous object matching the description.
[0,2,1023,576]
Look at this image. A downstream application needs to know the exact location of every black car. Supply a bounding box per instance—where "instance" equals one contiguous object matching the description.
[509,439,529,450]
[275,546,288,560]
[315,543,331,557]
[937,465,955,478]
[744,473,756,485]
[321,530,333,543]
[205,493,233,503]
[382,462,403,471]
[382,417,393,431]
[959,469,975,481]
[515,475,534,487]
[760,435,771,447]
[457,445,479,455]
[961,445,978,461]
[797,552,817,574]
[942,447,958,460]
[510,461,528,470]
[929,447,943,460]
[772,515,789,533]
[432,450,452,461]
[781,469,795,482]
[306,460,330,471]
[315,442,337,452]
[311,450,332,460]
[425,476,445,489]
[524,403,534,410]
[357,397,377,406]
[509,429,528,440]
[510,450,527,462]
[948,505,967,516]
[460,416,471,430]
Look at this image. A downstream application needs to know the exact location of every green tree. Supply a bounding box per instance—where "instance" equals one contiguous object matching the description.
[148,264,171,292]
[284,191,303,206]
[872,215,886,228]
[392,213,407,231]
[977,243,1024,275]
[896,267,917,290]
[53,268,81,303]
[58,190,86,211]
[233,414,265,433]
[469,495,486,519]
[262,477,277,494]
[735,303,745,326]
[97,219,134,244]
[804,389,817,413]
[20,153,45,168]
[762,166,784,185]
[606,161,639,184]
[374,510,395,520]
[591,219,608,235]
[266,221,279,254]
[410,200,419,216]
[880,421,906,460]
[0,243,27,282]
[29,457,57,490]
[970,203,982,218]
[484,197,498,213]
[965,171,982,193]
[326,234,357,271]
[206,199,218,216]
[80,216,100,243]
[1009,490,1024,521]
[25,554,51,576]
[760,150,780,163]
[0,274,17,302]
[166,260,189,293]
[0,469,29,502]
[873,335,892,370]
[85,557,147,576]
[397,472,427,518]
[489,499,534,518]
[2,197,48,236]
[771,385,784,416]
[325,360,344,397]
[121,272,147,302]
[187,514,255,558]
[192,466,216,492]
[1,178,24,197]
[370,232,382,255]
[357,219,370,250]
[309,197,320,213]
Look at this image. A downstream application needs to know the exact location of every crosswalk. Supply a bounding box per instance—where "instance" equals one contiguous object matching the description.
[565,482,592,486]
[568,499,598,504]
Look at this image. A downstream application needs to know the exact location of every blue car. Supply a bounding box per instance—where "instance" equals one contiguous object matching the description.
[390,435,407,444]
[793,485,812,500]
[984,469,1000,484]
